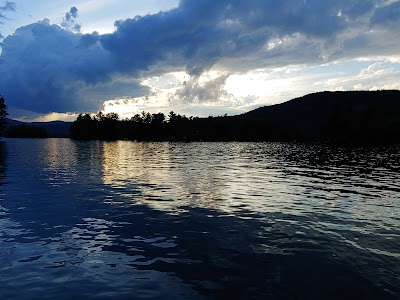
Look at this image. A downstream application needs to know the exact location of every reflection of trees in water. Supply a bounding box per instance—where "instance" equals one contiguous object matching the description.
[0,140,398,298]
[0,140,82,240]
[0,142,17,273]
[0,141,5,186]
[276,143,400,228]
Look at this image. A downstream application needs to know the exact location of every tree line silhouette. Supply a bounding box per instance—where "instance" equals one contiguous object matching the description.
[70,111,246,141]
[70,91,400,144]
[2,91,399,143]
[5,124,48,138]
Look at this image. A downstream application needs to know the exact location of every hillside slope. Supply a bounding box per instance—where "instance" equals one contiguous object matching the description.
[235,90,400,143]
[6,119,71,138]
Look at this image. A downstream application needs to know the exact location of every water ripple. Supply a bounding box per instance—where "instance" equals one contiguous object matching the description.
[0,139,399,299]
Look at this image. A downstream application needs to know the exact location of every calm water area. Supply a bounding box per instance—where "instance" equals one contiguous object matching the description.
[0,138,399,299]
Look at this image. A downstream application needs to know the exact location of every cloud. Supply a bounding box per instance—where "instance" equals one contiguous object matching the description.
[0,1,15,13]
[1,0,400,116]
[172,72,233,103]
[0,19,146,113]
[61,6,81,33]
[99,0,353,75]
[314,61,400,90]
[90,0,400,79]
[0,1,16,37]
[0,1,16,26]
[371,1,400,29]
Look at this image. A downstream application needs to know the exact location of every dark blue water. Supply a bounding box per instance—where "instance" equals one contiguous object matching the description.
[0,139,399,299]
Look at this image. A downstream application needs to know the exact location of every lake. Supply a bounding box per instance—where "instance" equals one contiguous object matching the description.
[0,138,399,299]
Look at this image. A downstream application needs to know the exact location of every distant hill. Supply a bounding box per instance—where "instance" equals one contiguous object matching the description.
[234,90,400,143]
[6,119,71,138]
[31,121,72,138]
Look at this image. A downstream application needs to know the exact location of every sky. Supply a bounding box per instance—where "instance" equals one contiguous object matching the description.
[0,0,399,122]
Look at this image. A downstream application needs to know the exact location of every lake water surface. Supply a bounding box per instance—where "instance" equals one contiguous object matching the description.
[0,139,399,299]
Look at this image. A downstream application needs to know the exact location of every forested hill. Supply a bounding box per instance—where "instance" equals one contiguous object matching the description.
[5,119,71,138]
[235,90,400,143]
[69,90,400,144]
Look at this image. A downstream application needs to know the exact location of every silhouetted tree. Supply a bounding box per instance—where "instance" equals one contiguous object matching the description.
[99,112,120,139]
[0,96,8,137]
[70,113,97,139]
[152,112,166,125]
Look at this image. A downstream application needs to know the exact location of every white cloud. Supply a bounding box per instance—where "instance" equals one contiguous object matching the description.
[314,60,400,91]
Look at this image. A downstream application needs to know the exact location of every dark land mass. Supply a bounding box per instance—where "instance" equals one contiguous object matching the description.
[70,90,400,144]
[5,90,400,143]
[236,90,400,143]
[5,119,71,138]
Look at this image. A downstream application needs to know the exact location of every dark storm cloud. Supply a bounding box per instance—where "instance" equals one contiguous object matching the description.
[371,1,400,29]
[108,0,396,73]
[0,19,129,113]
[0,0,398,114]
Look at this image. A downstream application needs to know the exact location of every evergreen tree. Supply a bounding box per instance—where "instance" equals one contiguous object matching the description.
[0,96,8,137]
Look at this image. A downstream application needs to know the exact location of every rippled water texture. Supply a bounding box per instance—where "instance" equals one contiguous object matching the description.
[0,139,399,299]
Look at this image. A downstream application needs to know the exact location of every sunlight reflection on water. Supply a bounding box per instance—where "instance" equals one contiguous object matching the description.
[0,139,399,299]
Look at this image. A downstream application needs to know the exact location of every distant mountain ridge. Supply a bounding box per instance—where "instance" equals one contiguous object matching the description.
[6,119,72,138]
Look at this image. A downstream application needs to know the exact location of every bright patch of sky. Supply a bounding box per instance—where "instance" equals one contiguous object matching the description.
[0,0,399,121]
[103,58,400,120]
[1,0,179,36]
